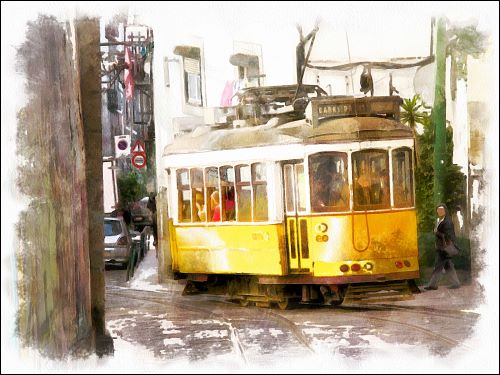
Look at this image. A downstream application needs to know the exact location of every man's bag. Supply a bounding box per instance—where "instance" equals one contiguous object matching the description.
[443,241,459,257]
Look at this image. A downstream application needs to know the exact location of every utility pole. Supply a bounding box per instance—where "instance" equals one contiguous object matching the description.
[432,17,447,207]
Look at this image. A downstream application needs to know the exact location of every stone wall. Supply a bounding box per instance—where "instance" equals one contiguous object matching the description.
[15,15,106,358]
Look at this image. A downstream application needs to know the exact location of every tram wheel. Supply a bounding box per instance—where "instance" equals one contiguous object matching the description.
[239,298,250,307]
[329,296,344,306]
[255,301,271,308]
[277,299,289,310]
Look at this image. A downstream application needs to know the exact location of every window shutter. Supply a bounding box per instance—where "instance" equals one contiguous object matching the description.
[184,57,200,75]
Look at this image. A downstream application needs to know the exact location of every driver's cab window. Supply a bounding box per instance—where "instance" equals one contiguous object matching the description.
[309,152,349,212]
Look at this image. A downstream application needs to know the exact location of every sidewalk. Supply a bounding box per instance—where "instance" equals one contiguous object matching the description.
[127,244,184,292]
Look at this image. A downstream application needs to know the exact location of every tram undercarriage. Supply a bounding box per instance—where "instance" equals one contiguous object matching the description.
[180,274,420,309]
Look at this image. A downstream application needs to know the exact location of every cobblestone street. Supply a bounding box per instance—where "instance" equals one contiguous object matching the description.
[103,248,486,372]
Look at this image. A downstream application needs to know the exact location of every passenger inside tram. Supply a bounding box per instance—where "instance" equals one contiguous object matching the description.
[210,191,221,222]
[355,161,371,205]
[223,187,236,221]
[195,190,206,221]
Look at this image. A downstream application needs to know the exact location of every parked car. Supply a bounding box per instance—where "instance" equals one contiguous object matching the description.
[130,196,153,231]
[104,217,132,268]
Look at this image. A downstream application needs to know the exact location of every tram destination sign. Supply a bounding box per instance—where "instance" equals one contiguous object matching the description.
[310,96,402,127]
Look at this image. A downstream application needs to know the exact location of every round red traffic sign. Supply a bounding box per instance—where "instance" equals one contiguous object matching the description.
[132,152,146,168]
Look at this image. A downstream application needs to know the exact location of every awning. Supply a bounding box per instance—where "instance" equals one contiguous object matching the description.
[173,45,200,59]
[229,53,259,68]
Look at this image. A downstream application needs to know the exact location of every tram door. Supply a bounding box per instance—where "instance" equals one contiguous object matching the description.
[283,162,311,273]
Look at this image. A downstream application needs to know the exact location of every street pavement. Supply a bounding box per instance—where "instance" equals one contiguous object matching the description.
[103,247,492,373]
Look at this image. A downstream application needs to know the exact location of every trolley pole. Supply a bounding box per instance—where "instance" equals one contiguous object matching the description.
[432,17,447,207]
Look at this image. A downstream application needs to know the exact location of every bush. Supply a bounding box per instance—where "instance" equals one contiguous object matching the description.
[117,171,147,209]
[418,231,471,270]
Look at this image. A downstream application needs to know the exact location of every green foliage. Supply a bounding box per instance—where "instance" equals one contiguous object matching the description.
[117,170,147,209]
[418,232,471,270]
[400,94,429,130]
[413,106,467,234]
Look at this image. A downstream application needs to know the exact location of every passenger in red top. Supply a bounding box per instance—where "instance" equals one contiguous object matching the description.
[211,191,221,222]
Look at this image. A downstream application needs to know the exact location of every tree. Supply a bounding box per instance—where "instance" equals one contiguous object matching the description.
[400,94,430,164]
[415,115,467,234]
[447,23,487,100]
[117,170,147,209]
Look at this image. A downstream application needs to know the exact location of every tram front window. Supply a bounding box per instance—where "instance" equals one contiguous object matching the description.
[352,150,390,210]
[309,152,349,212]
[392,147,414,207]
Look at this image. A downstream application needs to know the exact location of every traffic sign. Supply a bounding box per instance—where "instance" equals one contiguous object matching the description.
[114,135,131,157]
[131,140,146,154]
[132,153,147,168]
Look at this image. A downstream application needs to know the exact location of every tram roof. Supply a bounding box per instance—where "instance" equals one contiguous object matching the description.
[163,116,413,156]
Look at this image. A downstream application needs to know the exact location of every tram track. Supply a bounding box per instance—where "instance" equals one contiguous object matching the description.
[106,286,315,361]
[107,285,469,355]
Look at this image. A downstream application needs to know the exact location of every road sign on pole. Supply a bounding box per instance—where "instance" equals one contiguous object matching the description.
[131,140,146,154]
[131,139,147,169]
[114,135,131,157]
[132,153,146,168]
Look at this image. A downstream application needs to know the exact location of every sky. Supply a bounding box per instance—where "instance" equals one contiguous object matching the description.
[1,1,499,373]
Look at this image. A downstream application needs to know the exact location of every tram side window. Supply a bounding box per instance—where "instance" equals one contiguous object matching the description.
[205,167,221,222]
[191,168,205,222]
[236,164,252,221]
[392,148,414,207]
[220,166,236,221]
[252,163,268,221]
[177,169,191,222]
[309,152,349,212]
[352,150,390,210]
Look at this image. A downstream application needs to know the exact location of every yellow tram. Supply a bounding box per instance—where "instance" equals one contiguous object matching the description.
[161,85,419,308]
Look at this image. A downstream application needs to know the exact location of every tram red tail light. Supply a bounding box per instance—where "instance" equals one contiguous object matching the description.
[395,261,404,268]
[404,260,411,267]
[351,263,361,272]
[340,264,349,272]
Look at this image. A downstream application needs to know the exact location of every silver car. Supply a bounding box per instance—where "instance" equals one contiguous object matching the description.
[104,217,132,267]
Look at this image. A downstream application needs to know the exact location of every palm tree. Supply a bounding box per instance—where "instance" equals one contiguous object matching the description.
[400,94,430,165]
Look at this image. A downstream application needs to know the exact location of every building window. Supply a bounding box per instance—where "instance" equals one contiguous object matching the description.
[183,57,202,106]
[352,150,390,210]
[174,45,203,107]
[309,152,350,212]
[392,147,414,208]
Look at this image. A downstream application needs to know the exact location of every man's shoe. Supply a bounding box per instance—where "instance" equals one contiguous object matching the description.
[424,286,438,291]
[448,285,461,289]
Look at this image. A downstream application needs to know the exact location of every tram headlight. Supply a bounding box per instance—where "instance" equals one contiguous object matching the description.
[404,260,411,267]
[315,223,328,233]
[364,262,373,271]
